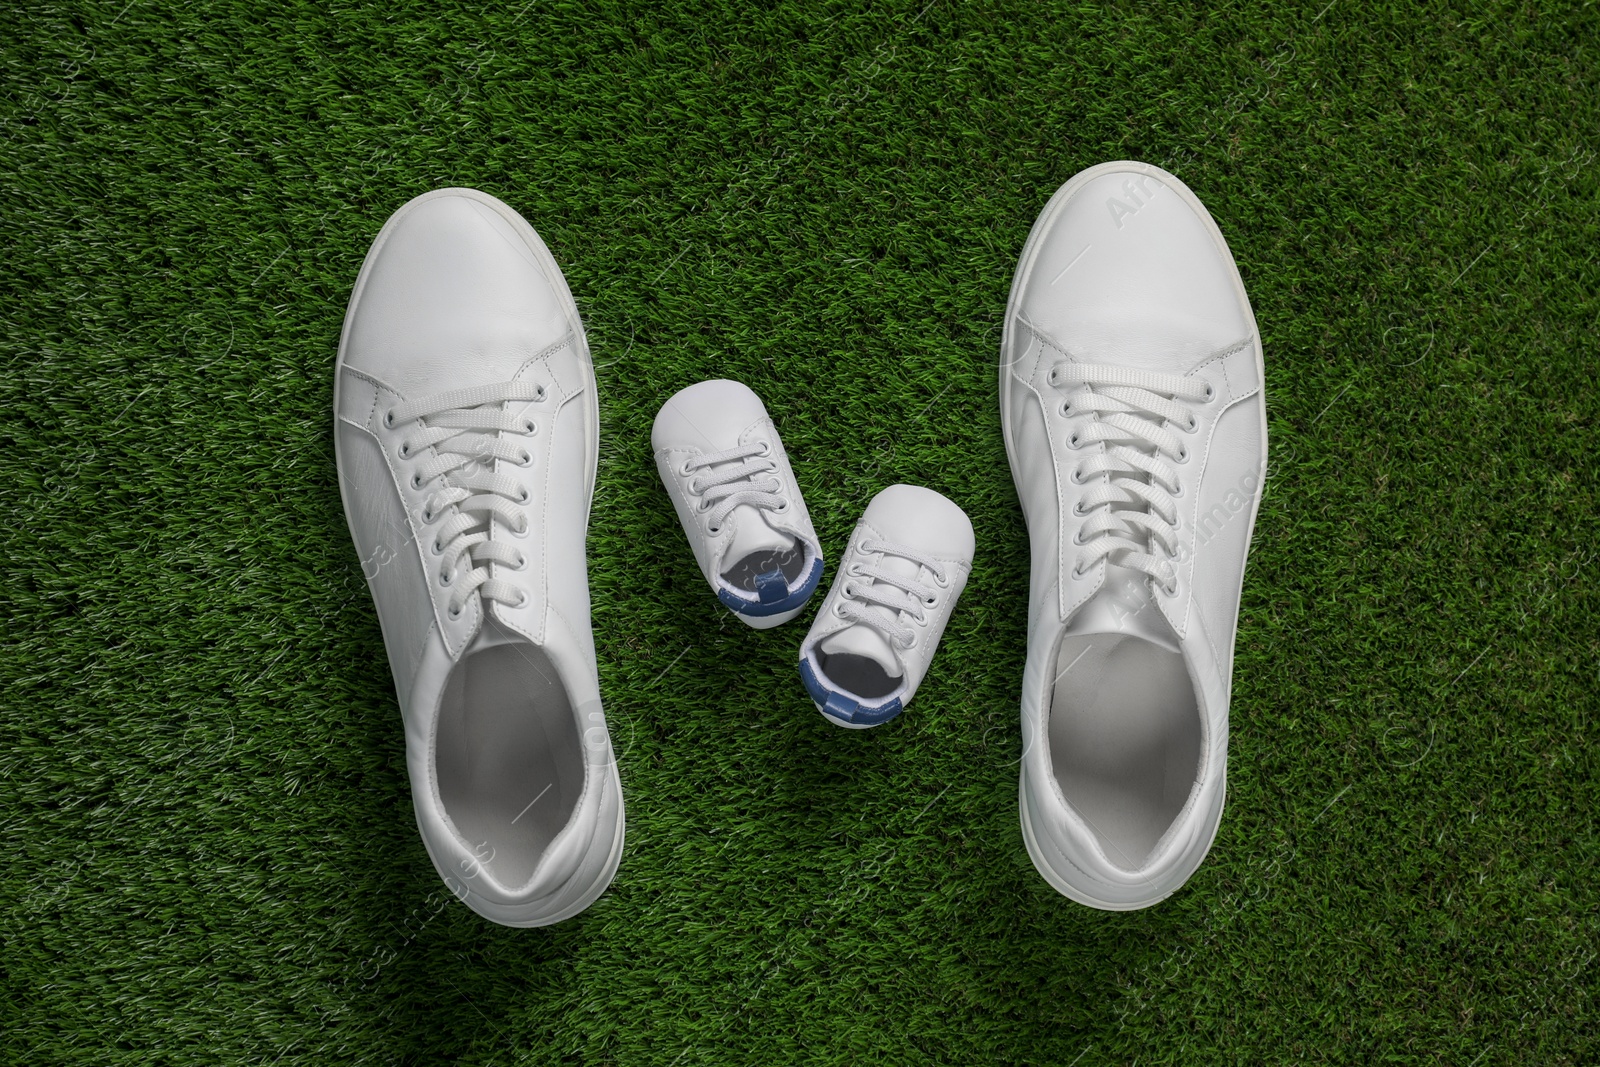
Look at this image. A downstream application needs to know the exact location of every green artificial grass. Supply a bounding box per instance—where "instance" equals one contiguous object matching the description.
[2,1,1597,1063]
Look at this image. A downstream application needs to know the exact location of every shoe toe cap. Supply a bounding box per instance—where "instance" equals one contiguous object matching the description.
[1016,163,1252,370]
[860,484,974,562]
[652,379,771,453]
[345,190,571,395]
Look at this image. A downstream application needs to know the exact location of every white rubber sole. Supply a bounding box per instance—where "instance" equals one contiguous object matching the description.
[1017,769,1225,911]
[423,773,627,928]
[736,603,808,630]
[501,789,626,927]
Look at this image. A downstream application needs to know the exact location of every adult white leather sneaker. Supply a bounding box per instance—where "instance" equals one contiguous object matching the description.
[1000,161,1267,909]
[798,485,974,728]
[335,188,624,927]
[652,380,824,629]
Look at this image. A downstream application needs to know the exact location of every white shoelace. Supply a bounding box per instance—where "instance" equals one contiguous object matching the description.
[837,540,949,650]
[683,442,787,533]
[1049,362,1213,593]
[385,380,547,618]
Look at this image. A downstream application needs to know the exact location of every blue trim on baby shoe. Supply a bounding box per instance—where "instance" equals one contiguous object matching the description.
[798,656,904,727]
[718,554,824,618]
[754,568,788,604]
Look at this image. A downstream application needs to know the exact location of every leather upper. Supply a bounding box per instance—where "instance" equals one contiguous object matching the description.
[652,379,822,589]
[800,484,974,712]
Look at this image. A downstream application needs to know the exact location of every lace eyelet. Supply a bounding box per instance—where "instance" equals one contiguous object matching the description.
[833,602,847,617]
[448,605,462,619]
[1060,401,1073,417]
[1067,432,1081,449]
[900,636,917,650]
[1202,382,1216,402]
[517,488,530,504]
[518,450,533,466]
[1073,501,1087,516]
[708,525,720,535]
[422,508,434,523]
[383,410,395,427]
[934,571,950,588]
[439,569,453,587]
[1184,416,1199,433]
[774,501,790,513]
[514,553,527,570]
[430,538,442,555]
[398,443,411,459]
[847,563,863,576]
[913,613,927,625]
[515,591,529,607]
[924,595,938,608]
[522,419,536,434]
[410,473,423,489]
[1177,446,1189,463]
[688,480,703,495]
[758,441,771,457]
[512,519,530,538]
[536,386,547,401]
[1072,530,1086,546]
[680,461,694,477]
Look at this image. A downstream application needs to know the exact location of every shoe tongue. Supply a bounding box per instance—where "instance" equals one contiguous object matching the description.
[1063,565,1181,653]
[725,504,796,563]
[819,625,903,678]
[468,615,524,652]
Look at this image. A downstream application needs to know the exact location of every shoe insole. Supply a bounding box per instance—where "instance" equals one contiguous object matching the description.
[1047,633,1201,869]
[723,546,807,591]
[435,627,583,888]
[819,651,901,700]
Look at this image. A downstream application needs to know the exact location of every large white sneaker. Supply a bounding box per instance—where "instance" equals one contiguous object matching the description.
[334,188,624,927]
[798,485,974,728]
[652,380,824,629]
[1000,161,1267,910]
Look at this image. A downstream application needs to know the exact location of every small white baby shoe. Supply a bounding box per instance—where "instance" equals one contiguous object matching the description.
[799,485,974,727]
[652,380,824,628]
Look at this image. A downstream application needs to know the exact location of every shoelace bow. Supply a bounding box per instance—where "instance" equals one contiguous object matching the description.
[386,380,547,618]
[838,540,949,650]
[683,442,787,532]
[1050,362,1212,593]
